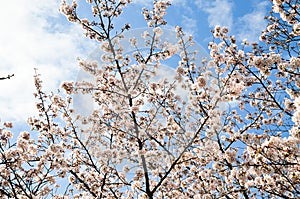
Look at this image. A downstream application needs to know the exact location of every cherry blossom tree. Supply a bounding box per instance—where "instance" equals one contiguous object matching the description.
[0,0,299,198]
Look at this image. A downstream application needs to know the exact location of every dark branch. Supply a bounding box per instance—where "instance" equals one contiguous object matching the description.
[0,74,14,80]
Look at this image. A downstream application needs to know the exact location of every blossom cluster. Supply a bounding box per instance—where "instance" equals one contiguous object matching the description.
[142,0,171,27]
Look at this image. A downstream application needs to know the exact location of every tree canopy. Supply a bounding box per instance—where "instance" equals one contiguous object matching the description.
[0,0,299,198]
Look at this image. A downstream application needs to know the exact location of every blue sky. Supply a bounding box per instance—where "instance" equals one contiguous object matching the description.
[0,0,271,124]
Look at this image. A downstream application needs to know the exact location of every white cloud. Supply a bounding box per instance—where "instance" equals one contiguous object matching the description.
[194,0,210,9]
[236,1,268,42]
[170,0,188,6]
[195,0,233,29]
[0,1,96,122]
[131,0,152,6]
[181,15,197,35]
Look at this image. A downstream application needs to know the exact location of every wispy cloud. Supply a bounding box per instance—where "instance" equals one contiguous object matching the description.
[195,0,233,29]
[131,0,152,6]
[0,1,96,122]
[194,0,209,9]
[236,1,269,42]
[181,15,198,35]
